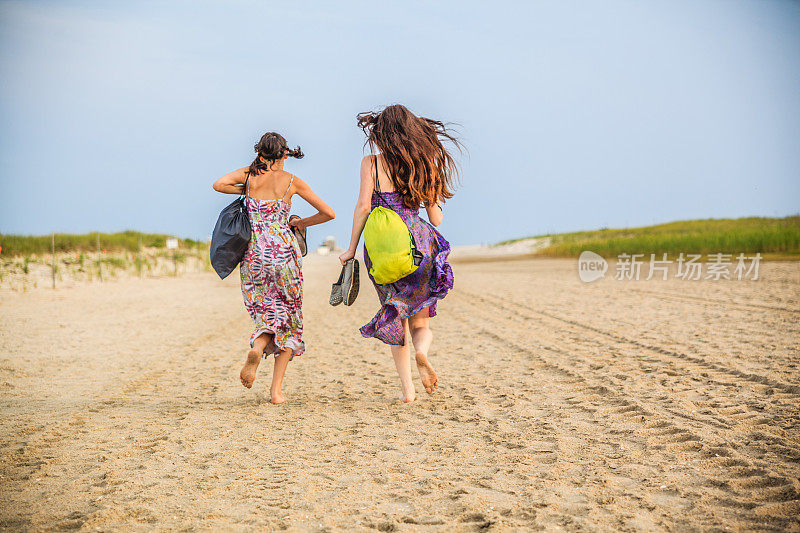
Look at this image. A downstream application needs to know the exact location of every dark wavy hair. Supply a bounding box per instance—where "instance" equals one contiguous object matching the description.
[357,104,461,208]
[248,132,303,176]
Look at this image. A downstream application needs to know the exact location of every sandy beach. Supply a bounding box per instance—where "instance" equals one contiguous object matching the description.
[1,256,799,531]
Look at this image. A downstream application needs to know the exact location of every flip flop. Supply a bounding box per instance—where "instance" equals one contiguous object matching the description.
[329,266,344,306]
[288,215,307,256]
[342,258,360,306]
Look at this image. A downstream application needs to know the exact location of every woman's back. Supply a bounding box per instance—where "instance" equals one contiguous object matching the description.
[247,170,295,203]
[373,155,396,193]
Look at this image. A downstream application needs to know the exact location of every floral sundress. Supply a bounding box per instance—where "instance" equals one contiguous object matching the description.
[240,179,304,358]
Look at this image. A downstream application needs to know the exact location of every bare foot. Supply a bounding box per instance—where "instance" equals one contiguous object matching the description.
[398,391,415,403]
[270,388,286,405]
[415,352,438,394]
[240,349,261,389]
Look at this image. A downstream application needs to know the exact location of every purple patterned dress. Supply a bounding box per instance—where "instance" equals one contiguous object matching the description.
[240,194,304,358]
[361,190,454,345]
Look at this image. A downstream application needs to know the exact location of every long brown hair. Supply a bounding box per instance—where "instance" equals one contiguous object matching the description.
[357,105,461,209]
[248,132,304,176]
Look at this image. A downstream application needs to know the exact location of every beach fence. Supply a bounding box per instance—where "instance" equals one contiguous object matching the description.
[0,232,211,291]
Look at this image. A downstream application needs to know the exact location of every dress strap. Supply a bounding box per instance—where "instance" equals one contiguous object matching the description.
[373,155,380,192]
[373,156,388,208]
[281,174,295,200]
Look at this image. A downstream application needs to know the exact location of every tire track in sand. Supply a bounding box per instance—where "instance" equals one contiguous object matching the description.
[459,290,799,434]
[450,290,800,529]
[465,290,800,395]
[622,288,800,315]
[456,289,800,452]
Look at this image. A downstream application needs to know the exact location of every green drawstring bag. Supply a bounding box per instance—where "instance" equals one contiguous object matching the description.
[364,205,422,285]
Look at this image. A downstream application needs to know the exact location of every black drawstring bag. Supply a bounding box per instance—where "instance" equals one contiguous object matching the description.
[210,176,251,279]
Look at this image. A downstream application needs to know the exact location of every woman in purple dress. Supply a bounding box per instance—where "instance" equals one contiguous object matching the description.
[339,105,459,403]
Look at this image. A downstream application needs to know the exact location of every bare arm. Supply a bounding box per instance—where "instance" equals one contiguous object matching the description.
[339,156,375,265]
[425,202,444,227]
[287,177,335,229]
[212,167,249,194]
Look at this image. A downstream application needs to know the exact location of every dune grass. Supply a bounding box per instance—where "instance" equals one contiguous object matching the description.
[499,216,800,259]
[0,231,204,257]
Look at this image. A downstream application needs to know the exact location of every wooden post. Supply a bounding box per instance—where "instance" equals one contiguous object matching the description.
[138,236,143,279]
[173,250,177,277]
[51,232,56,290]
[97,232,103,282]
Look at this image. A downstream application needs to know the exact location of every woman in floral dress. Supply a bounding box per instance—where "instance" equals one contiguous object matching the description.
[213,132,334,404]
[339,105,459,403]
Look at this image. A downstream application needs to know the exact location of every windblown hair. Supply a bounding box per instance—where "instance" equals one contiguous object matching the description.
[357,105,461,209]
[248,132,304,176]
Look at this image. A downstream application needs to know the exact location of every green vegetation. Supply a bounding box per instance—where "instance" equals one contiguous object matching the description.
[0,231,205,257]
[100,256,128,269]
[500,216,800,259]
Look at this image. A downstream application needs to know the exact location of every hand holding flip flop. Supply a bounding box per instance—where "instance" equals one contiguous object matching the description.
[330,258,359,306]
[288,215,308,257]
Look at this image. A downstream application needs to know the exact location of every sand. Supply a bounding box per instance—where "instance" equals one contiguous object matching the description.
[1,256,799,531]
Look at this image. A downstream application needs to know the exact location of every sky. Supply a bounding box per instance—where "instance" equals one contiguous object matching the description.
[1,0,798,246]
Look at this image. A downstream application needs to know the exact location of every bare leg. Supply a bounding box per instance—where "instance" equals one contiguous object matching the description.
[240,333,270,388]
[410,307,438,394]
[391,319,415,403]
[270,348,292,405]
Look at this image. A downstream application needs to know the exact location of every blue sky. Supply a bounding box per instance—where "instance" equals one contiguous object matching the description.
[1,0,798,246]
